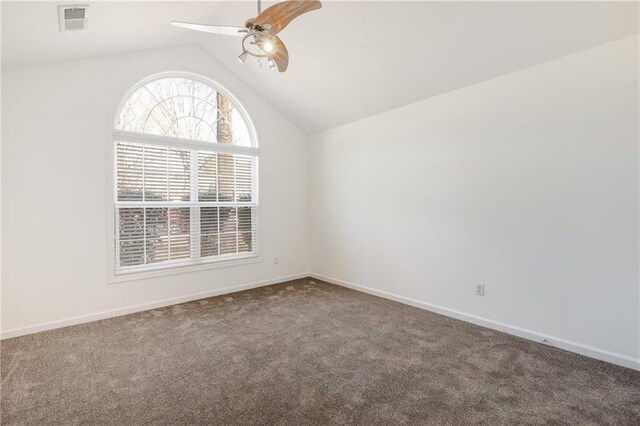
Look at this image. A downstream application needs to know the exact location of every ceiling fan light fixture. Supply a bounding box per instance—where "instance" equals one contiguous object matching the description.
[268,57,277,70]
[262,41,274,53]
[238,51,249,63]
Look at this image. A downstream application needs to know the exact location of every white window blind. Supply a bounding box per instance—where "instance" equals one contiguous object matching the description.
[113,76,258,275]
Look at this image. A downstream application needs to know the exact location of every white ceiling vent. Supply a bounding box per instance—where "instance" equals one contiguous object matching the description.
[58,5,89,31]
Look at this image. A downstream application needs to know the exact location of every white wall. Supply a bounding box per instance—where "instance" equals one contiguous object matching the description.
[2,35,638,370]
[309,36,639,368]
[1,44,309,335]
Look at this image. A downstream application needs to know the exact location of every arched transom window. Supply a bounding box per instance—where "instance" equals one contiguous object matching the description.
[113,74,258,275]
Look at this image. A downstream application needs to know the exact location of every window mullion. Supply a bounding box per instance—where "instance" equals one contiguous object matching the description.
[143,208,147,266]
[216,153,221,256]
[142,146,147,265]
[190,149,201,260]
[252,157,258,253]
[234,157,239,254]
[113,129,259,156]
[166,147,171,261]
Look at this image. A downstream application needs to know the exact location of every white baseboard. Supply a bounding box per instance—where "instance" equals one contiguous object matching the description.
[0,273,310,340]
[310,273,640,371]
[5,272,638,371]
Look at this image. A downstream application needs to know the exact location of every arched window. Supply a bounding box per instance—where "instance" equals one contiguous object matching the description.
[112,74,258,275]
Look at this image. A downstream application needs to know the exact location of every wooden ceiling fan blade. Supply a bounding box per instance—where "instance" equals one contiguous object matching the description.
[271,37,289,72]
[171,21,247,36]
[254,0,322,35]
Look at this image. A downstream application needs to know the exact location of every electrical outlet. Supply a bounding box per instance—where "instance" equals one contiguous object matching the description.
[475,283,484,296]
[273,257,279,265]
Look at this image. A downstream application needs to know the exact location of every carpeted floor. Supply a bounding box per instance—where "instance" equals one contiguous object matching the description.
[1,278,639,425]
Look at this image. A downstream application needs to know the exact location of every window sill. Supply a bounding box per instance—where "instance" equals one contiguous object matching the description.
[108,254,262,284]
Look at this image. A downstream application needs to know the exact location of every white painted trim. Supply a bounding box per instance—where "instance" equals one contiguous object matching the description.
[1,273,310,340]
[6,271,637,371]
[107,70,261,284]
[109,255,262,284]
[310,273,640,371]
[113,130,259,156]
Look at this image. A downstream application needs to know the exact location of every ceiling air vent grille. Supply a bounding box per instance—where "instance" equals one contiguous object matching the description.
[58,5,89,31]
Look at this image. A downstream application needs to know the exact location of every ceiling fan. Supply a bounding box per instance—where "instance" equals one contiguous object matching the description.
[171,0,322,72]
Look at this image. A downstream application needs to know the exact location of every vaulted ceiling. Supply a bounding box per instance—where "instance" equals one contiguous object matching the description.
[3,1,638,133]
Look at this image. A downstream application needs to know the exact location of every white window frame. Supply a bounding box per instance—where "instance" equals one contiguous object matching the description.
[107,72,261,284]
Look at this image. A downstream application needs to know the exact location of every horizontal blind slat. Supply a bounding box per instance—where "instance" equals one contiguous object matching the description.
[115,138,258,271]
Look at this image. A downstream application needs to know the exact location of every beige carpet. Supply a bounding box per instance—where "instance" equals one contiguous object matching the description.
[1,278,639,425]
